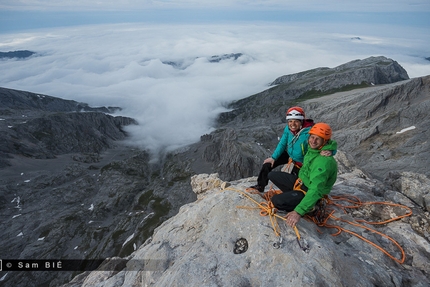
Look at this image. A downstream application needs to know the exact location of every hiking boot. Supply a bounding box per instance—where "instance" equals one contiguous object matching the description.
[248,185,264,193]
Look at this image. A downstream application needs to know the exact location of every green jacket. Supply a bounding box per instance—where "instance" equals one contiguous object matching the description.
[294,139,338,216]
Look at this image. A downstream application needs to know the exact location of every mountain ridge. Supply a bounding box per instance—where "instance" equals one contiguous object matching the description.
[1,56,429,287]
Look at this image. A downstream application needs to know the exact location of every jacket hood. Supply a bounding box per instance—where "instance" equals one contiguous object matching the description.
[321,139,337,151]
[302,119,314,129]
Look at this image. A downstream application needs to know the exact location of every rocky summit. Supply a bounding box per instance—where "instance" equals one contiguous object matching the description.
[0,56,429,287]
[62,164,430,287]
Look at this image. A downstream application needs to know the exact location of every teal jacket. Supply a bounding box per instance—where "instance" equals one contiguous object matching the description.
[271,125,311,164]
[294,139,338,216]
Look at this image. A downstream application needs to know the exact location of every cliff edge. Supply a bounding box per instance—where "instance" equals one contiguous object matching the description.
[64,154,430,286]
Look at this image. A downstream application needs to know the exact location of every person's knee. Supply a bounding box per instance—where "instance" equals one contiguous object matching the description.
[268,171,278,181]
[271,194,293,211]
[271,194,282,208]
[262,162,272,171]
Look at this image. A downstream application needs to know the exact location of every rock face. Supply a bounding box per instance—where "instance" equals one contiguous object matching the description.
[0,88,132,167]
[303,75,430,179]
[198,57,428,181]
[63,160,430,286]
[270,56,409,87]
[217,56,409,127]
[0,88,197,287]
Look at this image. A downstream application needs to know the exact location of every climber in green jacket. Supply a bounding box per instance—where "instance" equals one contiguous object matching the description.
[248,106,334,193]
[268,122,338,227]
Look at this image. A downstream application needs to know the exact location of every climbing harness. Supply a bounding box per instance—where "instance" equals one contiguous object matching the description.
[228,186,413,263]
[282,158,295,174]
[281,158,303,174]
[293,178,307,195]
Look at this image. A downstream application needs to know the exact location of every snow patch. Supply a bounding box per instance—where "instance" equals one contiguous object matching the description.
[17,232,23,237]
[38,237,45,241]
[396,126,416,134]
[12,214,22,219]
[12,196,22,209]
[140,212,155,224]
[143,212,154,220]
[122,233,135,247]
[88,204,94,211]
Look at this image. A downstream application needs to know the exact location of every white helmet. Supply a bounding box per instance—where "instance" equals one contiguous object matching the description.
[286,107,305,121]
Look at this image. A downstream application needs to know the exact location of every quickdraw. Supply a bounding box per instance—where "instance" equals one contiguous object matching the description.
[294,225,310,252]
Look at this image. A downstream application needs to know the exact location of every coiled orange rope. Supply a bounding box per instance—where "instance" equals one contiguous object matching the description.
[307,194,413,264]
[230,186,285,236]
[229,186,413,264]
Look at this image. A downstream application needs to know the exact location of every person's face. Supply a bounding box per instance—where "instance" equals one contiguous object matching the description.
[288,119,302,132]
[308,134,325,149]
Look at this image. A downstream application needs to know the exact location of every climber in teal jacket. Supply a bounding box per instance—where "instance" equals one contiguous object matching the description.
[271,117,313,164]
[269,122,338,227]
[248,106,334,193]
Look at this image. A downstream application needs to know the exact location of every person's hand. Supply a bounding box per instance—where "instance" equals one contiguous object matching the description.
[263,157,275,167]
[284,211,301,227]
[320,150,332,156]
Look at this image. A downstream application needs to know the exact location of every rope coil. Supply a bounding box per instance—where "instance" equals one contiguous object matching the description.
[229,186,413,264]
[307,195,413,264]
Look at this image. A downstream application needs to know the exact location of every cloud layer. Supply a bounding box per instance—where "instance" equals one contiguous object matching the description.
[1,23,429,157]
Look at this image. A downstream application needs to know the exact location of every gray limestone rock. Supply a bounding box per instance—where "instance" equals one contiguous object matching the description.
[303,75,430,179]
[0,89,196,287]
[66,171,430,286]
[386,171,430,212]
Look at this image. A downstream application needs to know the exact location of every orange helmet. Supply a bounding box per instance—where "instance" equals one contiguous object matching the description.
[309,123,332,140]
[286,106,305,120]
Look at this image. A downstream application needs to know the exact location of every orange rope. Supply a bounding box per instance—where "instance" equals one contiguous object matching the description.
[230,186,413,264]
[231,186,286,237]
[306,195,413,264]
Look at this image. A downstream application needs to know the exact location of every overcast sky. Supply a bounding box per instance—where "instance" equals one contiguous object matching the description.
[1,0,429,12]
[1,1,429,158]
[1,0,429,32]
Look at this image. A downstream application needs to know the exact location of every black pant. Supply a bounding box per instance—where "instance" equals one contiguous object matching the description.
[256,152,299,188]
[268,171,307,212]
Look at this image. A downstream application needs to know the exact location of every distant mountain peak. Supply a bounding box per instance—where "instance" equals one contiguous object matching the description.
[162,53,248,69]
[0,50,36,59]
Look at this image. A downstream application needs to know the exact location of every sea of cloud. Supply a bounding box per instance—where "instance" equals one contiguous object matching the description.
[0,22,429,157]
